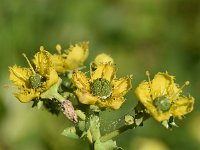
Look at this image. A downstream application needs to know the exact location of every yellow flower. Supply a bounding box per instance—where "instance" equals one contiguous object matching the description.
[72,61,132,110]
[52,42,89,74]
[9,47,59,102]
[135,71,194,122]
[94,53,114,65]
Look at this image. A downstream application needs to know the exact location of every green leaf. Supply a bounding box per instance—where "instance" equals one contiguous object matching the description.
[78,121,85,131]
[90,115,101,141]
[94,139,123,150]
[37,100,43,109]
[76,110,86,120]
[61,126,79,139]
[41,78,65,102]
[135,117,143,126]
[87,130,93,143]
[90,105,101,112]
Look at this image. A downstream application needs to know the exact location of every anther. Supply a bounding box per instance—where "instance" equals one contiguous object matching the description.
[40,46,44,51]
[56,44,62,54]
[185,81,190,86]
[179,80,190,91]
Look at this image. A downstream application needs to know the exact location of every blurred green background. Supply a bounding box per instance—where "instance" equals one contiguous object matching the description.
[0,0,200,150]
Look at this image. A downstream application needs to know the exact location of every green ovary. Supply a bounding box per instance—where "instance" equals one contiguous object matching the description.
[153,96,171,112]
[29,73,44,88]
[91,78,112,100]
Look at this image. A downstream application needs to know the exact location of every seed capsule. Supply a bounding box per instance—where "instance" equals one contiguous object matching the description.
[29,73,44,88]
[154,96,171,112]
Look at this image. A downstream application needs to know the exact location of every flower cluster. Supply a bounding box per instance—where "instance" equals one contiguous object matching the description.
[9,42,89,103]
[8,41,195,149]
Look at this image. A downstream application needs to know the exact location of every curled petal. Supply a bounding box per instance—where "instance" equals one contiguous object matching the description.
[75,90,98,105]
[97,97,125,110]
[33,48,52,76]
[112,75,132,97]
[91,65,104,81]
[102,64,116,82]
[94,53,114,65]
[171,96,194,117]
[167,83,180,101]
[72,71,90,91]
[148,104,171,122]
[64,42,89,70]
[91,64,116,82]
[45,68,59,90]
[14,90,39,103]
[9,65,32,87]
[151,72,175,99]
[135,81,151,103]
[51,54,66,74]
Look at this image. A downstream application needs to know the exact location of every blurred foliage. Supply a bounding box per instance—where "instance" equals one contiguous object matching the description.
[0,0,200,150]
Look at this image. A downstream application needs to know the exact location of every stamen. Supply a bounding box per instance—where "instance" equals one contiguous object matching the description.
[56,44,62,54]
[22,53,36,74]
[40,46,44,51]
[146,71,153,97]
[10,68,27,81]
[145,71,151,84]
[4,85,18,88]
[171,81,190,100]
[178,80,190,93]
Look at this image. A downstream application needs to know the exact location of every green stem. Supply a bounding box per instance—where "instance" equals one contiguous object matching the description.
[100,124,134,142]
[89,142,94,150]
[53,92,65,103]
[100,109,150,142]
[86,108,101,150]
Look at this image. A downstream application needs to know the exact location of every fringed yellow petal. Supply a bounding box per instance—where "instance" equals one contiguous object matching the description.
[91,65,104,81]
[151,72,174,99]
[33,48,52,76]
[167,83,180,101]
[9,65,32,87]
[112,75,132,97]
[97,97,125,110]
[64,42,89,70]
[94,53,114,65]
[51,54,66,74]
[102,64,116,82]
[149,106,171,122]
[135,81,151,103]
[14,90,39,103]
[171,96,194,117]
[91,64,116,82]
[45,68,59,90]
[72,71,90,91]
[75,90,98,105]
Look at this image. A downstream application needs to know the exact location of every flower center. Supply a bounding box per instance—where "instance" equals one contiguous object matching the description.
[91,78,112,100]
[153,96,171,112]
[29,73,44,88]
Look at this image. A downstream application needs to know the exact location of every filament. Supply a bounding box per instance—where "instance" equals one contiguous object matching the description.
[22,53,36,74]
